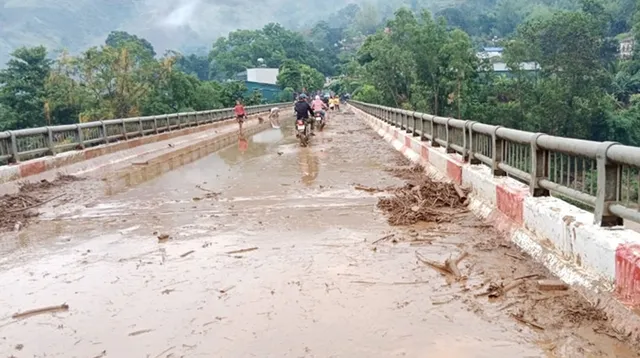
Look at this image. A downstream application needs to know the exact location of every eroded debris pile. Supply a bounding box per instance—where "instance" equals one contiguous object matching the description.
[377,167,469,226]
[0,174,80,231]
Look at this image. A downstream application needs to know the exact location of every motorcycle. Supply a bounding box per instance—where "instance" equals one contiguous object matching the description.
[296,119,311,147]
[314,111,326,132]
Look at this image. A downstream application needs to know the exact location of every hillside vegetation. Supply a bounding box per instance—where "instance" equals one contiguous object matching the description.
[2,0,640,151]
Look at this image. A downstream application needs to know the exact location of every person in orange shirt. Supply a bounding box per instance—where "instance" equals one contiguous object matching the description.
[234,100,247,131]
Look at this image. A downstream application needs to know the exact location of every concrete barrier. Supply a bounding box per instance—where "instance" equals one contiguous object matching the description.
[0,112,274,185]
[350,104,640,338]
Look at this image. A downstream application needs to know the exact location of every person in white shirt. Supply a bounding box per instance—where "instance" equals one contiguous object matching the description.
[269,107,280,128]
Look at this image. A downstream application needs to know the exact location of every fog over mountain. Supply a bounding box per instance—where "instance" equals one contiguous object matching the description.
[1,0,461,65]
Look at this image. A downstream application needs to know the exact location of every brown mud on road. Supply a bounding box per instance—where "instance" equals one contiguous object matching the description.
[0,111,638,357]
[0,174,83,231]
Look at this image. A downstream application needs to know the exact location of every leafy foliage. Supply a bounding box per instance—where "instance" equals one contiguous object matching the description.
[345,2,640,146]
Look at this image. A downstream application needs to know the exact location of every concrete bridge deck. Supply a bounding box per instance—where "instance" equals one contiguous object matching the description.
[0,111,638,357]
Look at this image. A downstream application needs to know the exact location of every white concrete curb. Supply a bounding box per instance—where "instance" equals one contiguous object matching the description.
[350,104,640,336]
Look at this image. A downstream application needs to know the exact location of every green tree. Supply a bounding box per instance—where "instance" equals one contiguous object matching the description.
[277,60,325,92]
[0,46,52,129]
[106,31,156,58]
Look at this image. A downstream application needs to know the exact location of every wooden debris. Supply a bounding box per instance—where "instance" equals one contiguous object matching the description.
[511,313,545,330]
[6,194,66,213]
[12,304,70,319]
[372,234,395,245]
[536,279,569,291]
[453,183,466,200]
[354,185,385,193]
[476,279,524,299]
[128,329,154,336]
[513,273,541,281]
[415,250,468,278]
[180,250,195,258]
[377,175,470,226]
[226,247,258,255]
[219,285,236,294]
[505,253,525,260]
[350,280,430,285]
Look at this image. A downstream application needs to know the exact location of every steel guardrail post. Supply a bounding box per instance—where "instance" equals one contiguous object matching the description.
[8,131,19,163]
[594,142,624,227]
[491,126,506,176]
[121,119,128,140]
[431,118,440,148]
[411,112,419,136]
[76,124,85,149]
[46,127,55,155]
[468,122,481,164]
[445,118,455,153]
[530,133,550,197]
[101,121,108,144]
[461,120,469,161]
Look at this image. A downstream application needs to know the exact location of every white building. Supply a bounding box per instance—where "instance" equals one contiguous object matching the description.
[477,47,504,60]
[236,68,279,85]
[619,35,635,59]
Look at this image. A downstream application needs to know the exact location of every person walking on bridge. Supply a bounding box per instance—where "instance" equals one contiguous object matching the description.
[234,100,247,132]
[269,107,280,129]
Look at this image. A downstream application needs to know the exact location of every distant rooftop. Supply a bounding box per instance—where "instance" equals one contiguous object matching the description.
[483,47,504,52]
[491,62,539,72]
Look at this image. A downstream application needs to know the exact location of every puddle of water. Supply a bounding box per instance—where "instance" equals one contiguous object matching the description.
[102,124,270,196]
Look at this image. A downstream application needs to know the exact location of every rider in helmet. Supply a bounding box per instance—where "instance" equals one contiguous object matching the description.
[311,95,328,121]
[294,94,315,135]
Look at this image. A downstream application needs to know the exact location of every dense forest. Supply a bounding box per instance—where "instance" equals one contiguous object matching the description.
[1,0,640,146]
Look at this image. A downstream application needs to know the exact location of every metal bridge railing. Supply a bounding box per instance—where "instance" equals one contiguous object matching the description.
[0,103,288,165]
[351,100,640,227]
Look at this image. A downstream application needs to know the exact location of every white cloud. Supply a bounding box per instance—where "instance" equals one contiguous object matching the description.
[159,0,201,28]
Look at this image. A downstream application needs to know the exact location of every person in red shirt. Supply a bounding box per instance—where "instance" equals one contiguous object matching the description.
[234,100,247,131]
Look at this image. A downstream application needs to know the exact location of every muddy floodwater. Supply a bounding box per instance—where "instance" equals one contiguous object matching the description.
[0,111,638,357]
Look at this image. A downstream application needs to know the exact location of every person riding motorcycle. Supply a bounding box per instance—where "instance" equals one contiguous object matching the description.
[311,95,328,121]
[294,94,315,136]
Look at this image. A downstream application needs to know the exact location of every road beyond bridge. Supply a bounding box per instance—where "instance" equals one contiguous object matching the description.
[0,110,638,357]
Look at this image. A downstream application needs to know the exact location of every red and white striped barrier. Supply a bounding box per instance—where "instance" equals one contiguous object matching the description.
[352,104,640,322]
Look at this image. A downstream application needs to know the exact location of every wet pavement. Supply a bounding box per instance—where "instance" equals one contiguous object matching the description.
[0,111,638,357]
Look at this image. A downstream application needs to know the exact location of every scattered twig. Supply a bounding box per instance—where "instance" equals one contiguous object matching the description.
[532,292,571,301]
[354,185,385,193]
[92,350,107,358]
[195,185,215,193]
[415,250,468,278]
[12,303,69,319]
[154,346,176,358]
[226,247,258,255]
[432,297,456,305]
[6,194,66,213]
[128,329,154,336]
[180,250,195,258]
[415,251,450,274]
[511,313,545,330]
[219,286,236,294]
[350,280,430,285]
[476,279,524,299]
[505,253,525,260]
[372,234,395,245]
[513,273,541,281]
[498,301,519,311]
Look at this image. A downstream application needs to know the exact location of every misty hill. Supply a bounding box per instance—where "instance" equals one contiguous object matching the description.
[0,0,451,65]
